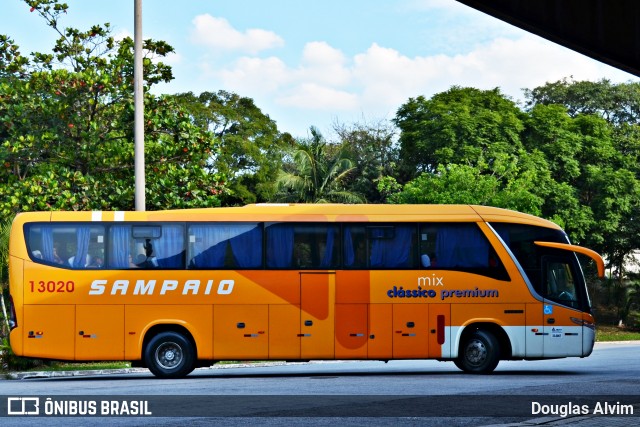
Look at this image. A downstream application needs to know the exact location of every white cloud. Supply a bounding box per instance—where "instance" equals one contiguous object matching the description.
[160,51,182,66]
[278,83,359,111]
[215,56,289,94]
[298,42,351,86]
[350,35,635,111]
[190,14,284,54]
[198,32,636,135]
[211,41,354,111]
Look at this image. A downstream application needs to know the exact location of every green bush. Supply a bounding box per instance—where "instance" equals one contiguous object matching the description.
[0,336,48,372]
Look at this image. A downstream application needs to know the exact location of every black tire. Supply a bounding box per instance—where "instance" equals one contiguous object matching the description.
[144,331,195,379]
[455,329,500,374]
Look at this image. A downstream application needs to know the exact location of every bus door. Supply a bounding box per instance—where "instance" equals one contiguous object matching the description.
[541,256,583,357]
[300,272,335,358]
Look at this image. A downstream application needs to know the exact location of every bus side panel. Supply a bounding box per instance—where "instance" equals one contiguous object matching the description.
[335,304,368,359]
[214,304,268,360]
[336,271,369,303]
[8,256,24,356]
[76,305,124,361]
[23,305,75,360]
[368,304,392,358]
[526,303,544,357]
[269,304,300,359]
[392,304,429,358]
[542,303,584,357]
[300,273,335,359]
[124,305,213,360]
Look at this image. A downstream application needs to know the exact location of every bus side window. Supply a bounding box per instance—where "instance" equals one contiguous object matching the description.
[26,224,104,269]
[343,224,417,269]
[291,224,338,269]
[132,224,185,269]
[343,226,367,269]
[108,224,185,269]
[188,223,262,269]
[420,222,509,280]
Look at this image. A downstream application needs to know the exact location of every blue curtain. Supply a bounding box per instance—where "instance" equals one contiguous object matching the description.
[436,225,489,268]
[190,224,261,268]
[319,226,336,268]
[41,226,55,263]
[155,225,184,268]
[370,225,414,268]
[229,225,262,268]
[109,225,131,269]
[72,226,91,268]
[343,227,355,267]
[266,224,294,268]
[190,225,227,268]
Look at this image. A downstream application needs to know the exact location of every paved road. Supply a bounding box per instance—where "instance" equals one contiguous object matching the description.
[1,342,639,426]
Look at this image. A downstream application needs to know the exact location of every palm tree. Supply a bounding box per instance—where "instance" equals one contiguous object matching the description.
[275,127,364,203]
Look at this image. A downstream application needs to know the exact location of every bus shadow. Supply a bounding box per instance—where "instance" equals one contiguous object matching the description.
[25,366,586,382]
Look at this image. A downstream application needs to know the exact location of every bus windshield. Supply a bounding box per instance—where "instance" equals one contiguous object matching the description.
[491,222,591,311]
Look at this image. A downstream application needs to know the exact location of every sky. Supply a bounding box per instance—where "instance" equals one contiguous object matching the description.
[2,0,637,138]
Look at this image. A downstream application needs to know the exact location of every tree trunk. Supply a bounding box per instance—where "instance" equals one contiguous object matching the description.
[0,292,8,337]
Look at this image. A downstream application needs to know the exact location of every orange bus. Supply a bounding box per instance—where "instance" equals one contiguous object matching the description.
[8,204,604,378]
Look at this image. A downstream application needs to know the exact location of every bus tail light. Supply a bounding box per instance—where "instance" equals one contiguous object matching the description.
[571,316,595,330]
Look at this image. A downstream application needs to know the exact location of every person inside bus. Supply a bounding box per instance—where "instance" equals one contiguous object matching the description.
[52,245,64,264]
[421,253,431,267]
[129,254,140,268]
[68,254,92,268]
[134,253,150,268]
[142,239,159,267]
[89,256,104,268]
[421,253,436,268]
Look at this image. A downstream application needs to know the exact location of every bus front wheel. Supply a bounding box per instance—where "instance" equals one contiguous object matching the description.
[455,329,500,374]
[144,331,195,379]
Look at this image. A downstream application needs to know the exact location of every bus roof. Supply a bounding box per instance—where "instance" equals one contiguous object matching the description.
[12,204,561,229]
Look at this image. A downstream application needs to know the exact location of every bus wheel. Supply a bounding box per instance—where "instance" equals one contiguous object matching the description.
[144,331,195,379]
[456,330,500,374]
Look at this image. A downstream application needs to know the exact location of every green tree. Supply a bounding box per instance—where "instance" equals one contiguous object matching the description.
[385,162,544,215]
[333,119,398,203]
[524,80,640,275]
[276,127,363,203]
[0,219,9,336]
[524,77,640,125]
[173,91,293,205]
[0,0,224,223]
[394,86,525,181]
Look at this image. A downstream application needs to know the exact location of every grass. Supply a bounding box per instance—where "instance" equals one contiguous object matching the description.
[596,325,640,341]
[24,361,132,372]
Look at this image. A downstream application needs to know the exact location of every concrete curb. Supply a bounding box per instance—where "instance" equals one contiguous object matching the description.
[5,360,305,380]
[6,367,149,380]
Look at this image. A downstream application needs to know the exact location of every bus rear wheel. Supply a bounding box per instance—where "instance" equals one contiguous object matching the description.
[455,329,500,374]
[144,331,195,379]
